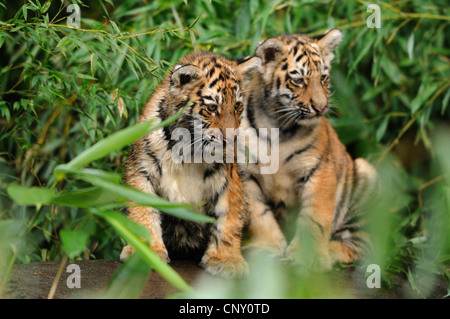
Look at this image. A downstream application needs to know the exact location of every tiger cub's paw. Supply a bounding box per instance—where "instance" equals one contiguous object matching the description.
[120,244,170,263]
[119,244,135,262]
[201,253,249,279]
[284,242,333,271]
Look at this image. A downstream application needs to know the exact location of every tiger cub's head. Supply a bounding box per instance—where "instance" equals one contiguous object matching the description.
[165,52,260,157]
[255,29,342,127]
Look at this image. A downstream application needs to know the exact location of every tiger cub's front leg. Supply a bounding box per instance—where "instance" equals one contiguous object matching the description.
[286,167,336,270]
[119,149,169,263]
[243,177,287,255]
[120,206,169,263]
[201,167,248,278]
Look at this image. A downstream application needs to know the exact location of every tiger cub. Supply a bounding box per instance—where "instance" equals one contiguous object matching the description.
[120,52,261,278]
[240,29,378,269]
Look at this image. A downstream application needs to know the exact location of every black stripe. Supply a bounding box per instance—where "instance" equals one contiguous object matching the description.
[175,98,189,109]
[248,175,263,194]
[285,143,314,163]
[333,163,350,226]
[235,56,252,64]
[246,94,259,136]
[278,93,291,99]
[280,120,301,137]
[204,163,223,180]
[298,159,321,185]
[296,53,305,62]
[208,66,216,77]
[204,179,228,217]
[307,216,324,235]
[209,78,218,88]
[147,150,162,176]
[157,99,171,143]
[137,168,156,189]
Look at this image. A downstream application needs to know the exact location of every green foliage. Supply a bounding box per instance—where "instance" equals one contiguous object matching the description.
[0,0,449,298]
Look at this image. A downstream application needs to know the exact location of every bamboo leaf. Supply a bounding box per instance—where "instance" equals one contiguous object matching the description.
[376,116,390,142]
[7,184,56,206]
[102,253,152,299]
[56,36,71,48]
[54,166,215,223]
[50,186,124,208]
[60,230,89,259]
[97,210,191,292]
[407,33,414,61]
[411,83,439,114]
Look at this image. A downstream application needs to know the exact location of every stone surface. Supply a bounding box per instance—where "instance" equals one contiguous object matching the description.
[4,259,448,299]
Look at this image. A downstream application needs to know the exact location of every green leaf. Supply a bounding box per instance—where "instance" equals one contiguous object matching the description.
[57,36,71,48]
[7,184,56,206]
[348,37,374,75]
[60,230,89,259]
[0,219,25,244]
[60,120,154,171]
[57,167,215,223]
[110,20,120,34]
[102,253,152,299]
[50,186,124,208]
[376,116,390,142]
[75,73,97,80]
[55,167,121,183]
[410,82,439,114]
[53,165,213,222]
[98,209,150,242]
[407,33,414,61]
[41,1,51,14]
[189,13,202,29]
[442,87,450,115]
[97,210,191,292]
[22,5,28,20]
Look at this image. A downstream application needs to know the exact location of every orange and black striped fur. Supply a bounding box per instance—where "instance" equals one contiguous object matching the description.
[120,52,261,278]
[241,30,378,269]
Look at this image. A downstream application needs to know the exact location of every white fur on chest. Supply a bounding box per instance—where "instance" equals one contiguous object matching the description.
[159,157,206,205]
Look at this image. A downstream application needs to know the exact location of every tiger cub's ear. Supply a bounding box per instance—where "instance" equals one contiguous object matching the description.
[255,38,287,66]
[236,56,262,81]
[315,29,342,65]
[170,64,203,91]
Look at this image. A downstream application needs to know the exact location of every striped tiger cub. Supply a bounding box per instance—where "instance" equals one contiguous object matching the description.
[240,29,378,269]
[120,52,261,278]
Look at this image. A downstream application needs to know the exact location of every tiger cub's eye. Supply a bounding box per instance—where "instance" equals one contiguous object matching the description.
[290,77,305,87]
[207,104,217,112]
